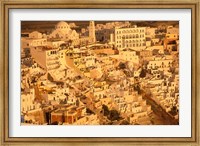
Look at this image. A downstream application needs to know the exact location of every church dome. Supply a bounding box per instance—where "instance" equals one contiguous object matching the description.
[55,21,70,30]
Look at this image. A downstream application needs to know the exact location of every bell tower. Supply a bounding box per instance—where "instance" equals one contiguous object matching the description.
[89,21,96,43]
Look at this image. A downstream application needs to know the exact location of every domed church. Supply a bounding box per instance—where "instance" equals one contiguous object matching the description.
[49,21,79,40]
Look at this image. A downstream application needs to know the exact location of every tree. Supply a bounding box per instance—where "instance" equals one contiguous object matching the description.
[140,69,146,78]
[134,84,141,94]
[120,120,130,125]
[109,110,120,121]
[118,62,126,69]
[86,108,94,114]
[47,73,54,82]
[102,104,110,116]
[170,106,178,116]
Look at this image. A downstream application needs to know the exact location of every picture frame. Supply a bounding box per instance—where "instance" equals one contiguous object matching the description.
[0,0,199,145]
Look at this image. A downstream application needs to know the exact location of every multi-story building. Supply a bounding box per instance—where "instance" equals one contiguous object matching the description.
[21,88,40,112]
[47,40,65,48]
[119,50,139,64]
[146,27,157,38]
[115,25,146,50]
[30,46,60,71]
[166,26,179,40]
[95,21,130,43]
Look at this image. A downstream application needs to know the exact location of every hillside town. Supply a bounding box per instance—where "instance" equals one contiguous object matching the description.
[21,21,179,125]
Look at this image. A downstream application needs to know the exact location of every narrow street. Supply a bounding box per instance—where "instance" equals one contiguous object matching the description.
[142,92,179,125]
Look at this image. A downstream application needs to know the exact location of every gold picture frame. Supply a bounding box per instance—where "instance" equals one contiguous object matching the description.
[0,0,199,145]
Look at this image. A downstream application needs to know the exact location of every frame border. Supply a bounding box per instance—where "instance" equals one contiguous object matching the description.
[0,0,199,145]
